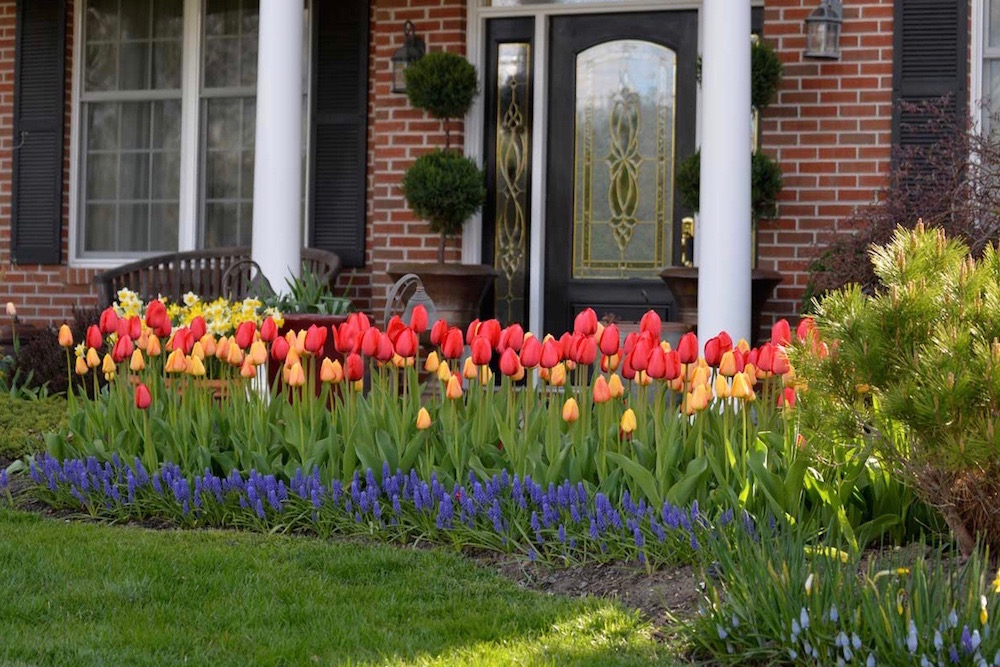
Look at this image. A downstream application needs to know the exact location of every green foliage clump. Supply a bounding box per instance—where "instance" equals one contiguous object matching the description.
[751,39,784,110]
[684,520,1000,666]
[0,394,66,461]
[267,268,352,316]
[794,224,1000,557]
[675,151,783,220]
[405,52,478,120]
[402,148,486,242]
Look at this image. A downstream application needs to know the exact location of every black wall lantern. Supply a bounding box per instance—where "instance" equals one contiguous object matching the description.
[804,0,843,60]
[391,20,426,94]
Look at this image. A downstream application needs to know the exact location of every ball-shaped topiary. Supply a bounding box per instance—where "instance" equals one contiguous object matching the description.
[751,40,784,110]
[675,150,783,221]
[402,149,486,260]
[405,52,479,120]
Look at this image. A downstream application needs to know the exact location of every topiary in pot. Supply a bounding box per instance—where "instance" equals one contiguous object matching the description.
[401,149,486,263]
[405,52,478,150]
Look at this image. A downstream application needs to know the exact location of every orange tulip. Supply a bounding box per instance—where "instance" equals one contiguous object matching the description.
[240,358,257,379]
[226,343,245,367]
[249,340,268,366]
[284,347,301,370]
[214,336,230,360]
[165,348,187,373]
[561,397,580,423]
[593,375,611,404]
[416,407,432,430]
[549,362,567,387]
[287,361,306,387]
[608,373,625,398]
[731,372,754,400]
[620,408,637,434]
[190,341,205,361]
[714,373,731,399]
[199,334,217,358]
[424,351,441,373]
[146,334,162,358]
[446,374,463,400]
[718,350,737,377]
[58,324,73,348]
[462,356,478,380]
[75,355,89,375]
[86,347,101,369]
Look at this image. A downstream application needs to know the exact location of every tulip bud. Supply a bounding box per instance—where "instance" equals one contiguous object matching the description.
[719,350,737,377]
[549,362,567,387]
[129,349,146,372]
[478,365,494,385]
[599,324,620,357]
[446,374,464,400]
[101,353,116,375]
[436,361,452,383]
[561,397,580,423]
[430,319,449,346]
[189,316,207,341]
[731,372,754,400]
[394,328,418,358]
[498,324,524,353]
[58,324,73,348]
[424,351,441,373]
[235,321,256,349]
[99,307,118,334]
[320,357,339,383]
[75,355,89,375]
[772,348,791,376]
[408,304,429,334]
[249,340,268,366]
[778,386,796,409]
[573,308,598,336]
[441,328,465,360]
[304,324,327,355]
[5,302,16,317]
[540,339,561,369]
[771,319,792,347]
[608,373,625,398]
[471,336,492,366]
[620,408,637,434]
[519,336,542,368]
[284,347,300,371]
[188,355,207,377]
[270,336,289,363]
[704,337,722,368]
[463,356,478,380]
[416,407,432,430]
[465,318,481,345]
[639,310,662,340]
[86,325,103,351]
[689,384,711,412]
[677,332,698,364]
[260,317,278,343]
[714,374,731,400]
[134,383,152,410]
[190,341,205,361]
[285,362,305,387]
[86,347,101,369]
[499,348,521,377]
[645,346,667,379]
[240,358,257,379]
[593,375,611,404]
[345,353,364,382]
[227,342,245,367]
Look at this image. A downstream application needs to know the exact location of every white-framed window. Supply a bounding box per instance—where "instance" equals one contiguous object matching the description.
[983,0,1000,133]
[71,0,308,265]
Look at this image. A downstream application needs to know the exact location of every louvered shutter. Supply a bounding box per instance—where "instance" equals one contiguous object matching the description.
[309,0,369,268]
[12,0,66,265]
[891,0,968,164]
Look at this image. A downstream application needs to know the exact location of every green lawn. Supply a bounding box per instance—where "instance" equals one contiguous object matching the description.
[0,509,680,666]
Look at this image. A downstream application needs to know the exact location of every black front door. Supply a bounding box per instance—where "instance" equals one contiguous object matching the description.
[544,11,697,335]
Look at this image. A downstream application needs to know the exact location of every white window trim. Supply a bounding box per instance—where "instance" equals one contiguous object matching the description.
[69,0,312,269]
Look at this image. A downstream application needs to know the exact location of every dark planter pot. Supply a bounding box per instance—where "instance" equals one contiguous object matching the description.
[388,262,497,333]
[268,313,350,394]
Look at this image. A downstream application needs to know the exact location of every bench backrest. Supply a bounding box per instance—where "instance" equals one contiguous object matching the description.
[95,247,341,307]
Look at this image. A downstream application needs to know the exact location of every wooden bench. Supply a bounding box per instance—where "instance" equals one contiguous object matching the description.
[94,247,342,307]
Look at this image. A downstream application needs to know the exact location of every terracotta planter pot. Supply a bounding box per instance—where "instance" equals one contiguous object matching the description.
[388,263,497,333]
[268,313,350,396]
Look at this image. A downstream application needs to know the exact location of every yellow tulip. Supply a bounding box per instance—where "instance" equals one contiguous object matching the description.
[199,334,217,358]
[608,373,625,398]
[436,361,452,383]
[75,355,89,375]
[165,348,187,374]
[57,324,73,348]
[294,330,307,355]
[446,374,463,400]
[190,341,205,361]
[424,351,441,373]
[287,362,306,387]
[462,356,477,380]
[549,362,566,387]
[731,372,754,401]
[736,338,750,354]
[714,374,731,399]
[353,379,363,392]
[320,358,337,383]
[635,370,652,387]
[187,355,206,377]
[129,349,146,372]
[561,397,580,423]
[227,343,245,367]
[86,347,101,369]
[620,408,637,434]
[101,354,116,375]
[478,365,494,385]
[284,347,301,370]
[416,407,432,430]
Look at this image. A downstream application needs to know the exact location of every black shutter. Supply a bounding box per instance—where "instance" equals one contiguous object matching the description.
[891,0,968,164]
[309,0,369,268]
[12,0,66,265]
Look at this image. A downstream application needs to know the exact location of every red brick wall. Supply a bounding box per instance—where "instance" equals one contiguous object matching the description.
[758,0,894,331]
[0,0,99,326]
[343,0,468,321]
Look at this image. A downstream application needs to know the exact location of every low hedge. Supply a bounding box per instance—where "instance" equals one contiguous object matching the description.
[0,394,66,462]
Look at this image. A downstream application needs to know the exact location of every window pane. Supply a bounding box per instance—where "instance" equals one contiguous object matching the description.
[121,1,151,40]
[153,42,183,89]
[86,103,119,150]
[84,204,116,252]
[203,0,258,89]
[119,153,151,201]
[119,41,151,90]
[85,43,118,91]
[150,204,180,250]
[151,151,181,199]
[985,60,1000,135]
[86,153,118,201]
[117,203,151,252]
[86,0,118,43]
[152,99,182,149]
[120,103,151,150]
[202,97,255,248]
[85,0,182,92]
[153,0,183,39]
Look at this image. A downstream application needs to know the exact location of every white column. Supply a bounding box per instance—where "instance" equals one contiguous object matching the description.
[252,0,303,293]
[697,0,752,344]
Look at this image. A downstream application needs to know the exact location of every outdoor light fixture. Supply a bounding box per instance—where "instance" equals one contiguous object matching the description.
[391,20,426,94]
[804,0,843,60]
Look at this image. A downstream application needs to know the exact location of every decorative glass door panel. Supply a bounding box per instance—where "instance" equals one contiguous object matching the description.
[573,40,675,279]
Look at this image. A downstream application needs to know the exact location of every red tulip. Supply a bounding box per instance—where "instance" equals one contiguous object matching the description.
[115,318,131,341]
[145,300,167,331]
[573,308,598,336]
[519,336,541,368]
[771,319,792,347]
[664,349,681,381]
[394,328,418,358]
[348,312,371,333]
[539,339,561,369]
[478,319,502,350]
[304,324,327,355]
[646,345,667,379]
[112,334,133,363]
[360,327,381,357]
[599,324,620,357]
[134,383,152,410]
[639,310,662,340]
[716,331,733,354]
[260,317,278,342]
[99,307,119,335]
[430,319,450,346]
[271,336,290,362]
[558,332,575,360]
[190,316,207,341]
[408,304,428,334]
[471,336,492,365]
[677,332,698,364]
[499,348,520,377]
[498,324,524,353]
[442,328,465,360]
[778,386,796,409]
[235,321,256,349]
[386,316,406,344]
[756,343,774,374]
[630,336,652,372]
[621,353,636,381]
[772,348,791,375]
[465,319,481,345]
[345,352,364,382]
[575,336,597,366]
[172,328,194,355]
[797,317,817,343]
[704,337,722,368]
[335,322,358,354]
[85,325,103,351]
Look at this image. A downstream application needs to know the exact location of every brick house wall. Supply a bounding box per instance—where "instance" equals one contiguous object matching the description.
[758,0,894,332]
